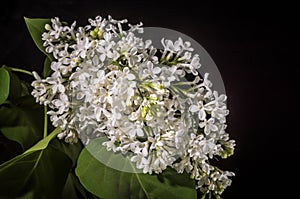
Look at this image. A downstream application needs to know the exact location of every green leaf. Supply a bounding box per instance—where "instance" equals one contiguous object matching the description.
[51,138,83,166]
[0,127,60,168]
[0,66,10,104]
[0,127,71,198]
[25,127,61,153]
[24,17,53,61]
[0,96,44,151]
[43,57,52,78]
[16,190,34,199]
[0,65,33,105]
[1,126,37,151]
[76,137,197,199]
[7,69,23,101]
[19,81,30,97]
[62,172,99,199]
[0,133,22,165]
[62,173,81,199]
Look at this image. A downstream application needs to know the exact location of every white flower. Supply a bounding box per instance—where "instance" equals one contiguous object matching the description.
[142,61,161,79]
[199,118,218,135]
[161,37,182,53]
[32,15,235,196]
[51,93,69,114]
[74,36,91,59]
[103,134,119,152]
[45,76,65,95]
[48,111,68,129]
[148,134,163,150]
[199,138,217,158]
[189,54,201,75]
[49,17,63,39]
[96,32,116,62]
[131,154,151,173]
[188,134,208,162]
[123,121,144,138]
[88,16,107,30]
[94,105,111,122]
[159,65,177,87]
[31,72,47,102]
[189,100,207,121]
[173,156,193,173]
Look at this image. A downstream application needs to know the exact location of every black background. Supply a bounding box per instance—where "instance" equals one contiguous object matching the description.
[0,0,299,198]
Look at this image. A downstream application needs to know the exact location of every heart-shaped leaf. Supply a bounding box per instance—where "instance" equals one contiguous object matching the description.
[76,137,197,199]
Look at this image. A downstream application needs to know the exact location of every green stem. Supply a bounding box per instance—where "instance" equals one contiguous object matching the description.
[201,193,207,199]
[170,85,187,96]
[43,106,48,138]
[7,67,33,76]
[173,81,194,86]
[137,87,144,99]
[142,126,151,137]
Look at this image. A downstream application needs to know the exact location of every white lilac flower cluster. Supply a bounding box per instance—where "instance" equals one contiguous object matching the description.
[31,16,235,197]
